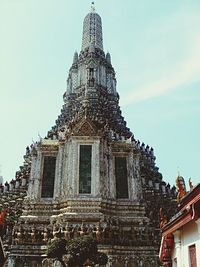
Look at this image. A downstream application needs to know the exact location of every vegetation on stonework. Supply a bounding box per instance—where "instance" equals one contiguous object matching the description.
[47,238,67,267]
[47,235,108,267]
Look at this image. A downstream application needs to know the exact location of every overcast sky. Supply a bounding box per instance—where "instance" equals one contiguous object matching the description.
[0,0,200,189]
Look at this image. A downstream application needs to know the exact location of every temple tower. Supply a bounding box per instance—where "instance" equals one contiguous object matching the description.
[5,4,177,267]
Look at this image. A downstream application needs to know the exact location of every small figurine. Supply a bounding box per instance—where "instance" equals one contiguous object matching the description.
[159,208,167,229]
[189,178,193,190]
[176,175,186,202]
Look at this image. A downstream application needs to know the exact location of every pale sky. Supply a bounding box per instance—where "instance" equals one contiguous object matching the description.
[0,0,200,188]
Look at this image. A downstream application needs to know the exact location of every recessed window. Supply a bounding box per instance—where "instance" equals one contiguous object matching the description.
[88,68,95,87]
[89,68,94,77]
[115,157,128,199]
[41,156,56,198]
[79,145,92,194]
[189,244,197,267]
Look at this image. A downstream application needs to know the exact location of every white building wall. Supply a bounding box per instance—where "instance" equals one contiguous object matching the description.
[172,220,200,267]
[182,221,199,267]
[27,152,42,200]
[195,218,200,267]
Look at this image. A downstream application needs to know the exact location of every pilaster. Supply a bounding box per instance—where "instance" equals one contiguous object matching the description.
[195,218,200,234]
[173,230,182,267]
[195,218,200,267]
[54,142,65,199]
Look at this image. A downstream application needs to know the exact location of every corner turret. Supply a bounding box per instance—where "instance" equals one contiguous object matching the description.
[73,51,78,64]
[106,52,111,64]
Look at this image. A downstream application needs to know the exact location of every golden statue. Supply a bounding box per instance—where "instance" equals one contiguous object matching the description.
[176,175,186,202]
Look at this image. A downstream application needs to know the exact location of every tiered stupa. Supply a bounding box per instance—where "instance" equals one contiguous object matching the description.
[1,3,177,266]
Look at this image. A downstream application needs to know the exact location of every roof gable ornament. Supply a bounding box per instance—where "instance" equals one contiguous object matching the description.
[86,59,96,68]
[72,119,98,136]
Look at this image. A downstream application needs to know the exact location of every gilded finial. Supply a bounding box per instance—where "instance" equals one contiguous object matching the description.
[189,178,193,190]
[91,2,95,13]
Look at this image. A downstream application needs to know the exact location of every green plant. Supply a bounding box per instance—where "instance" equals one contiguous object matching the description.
[47,238,67,266]
[46,236,108,267]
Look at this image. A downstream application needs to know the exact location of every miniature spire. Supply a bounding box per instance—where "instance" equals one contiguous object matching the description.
[106,52,111,64]
[73,51,78,64]
[91,2,96,13]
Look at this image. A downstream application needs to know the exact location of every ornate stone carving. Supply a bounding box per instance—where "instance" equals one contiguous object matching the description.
[1,4,177,267]
[73,120,97,136]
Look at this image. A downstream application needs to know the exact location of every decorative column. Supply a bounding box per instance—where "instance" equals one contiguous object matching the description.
[91,139,100,197]
[128,152,135,201]
[54,141,65,200]
[134,153,143,201]
[173,230,182,267]
[108,151,115,199]
[27,150,42,201]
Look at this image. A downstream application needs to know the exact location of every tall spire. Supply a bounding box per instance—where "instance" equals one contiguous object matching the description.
[56,3,132,139]
[81,3,103,51]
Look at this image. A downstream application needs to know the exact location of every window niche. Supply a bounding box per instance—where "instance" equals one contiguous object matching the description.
[115,156,129,199]
[88,68,95,87]
[189,244,197,267]
[41,156,56,198]
[79,145,92,194]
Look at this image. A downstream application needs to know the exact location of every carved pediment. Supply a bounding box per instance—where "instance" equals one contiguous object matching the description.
[72,119,98,136]
[86,59,97,69]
